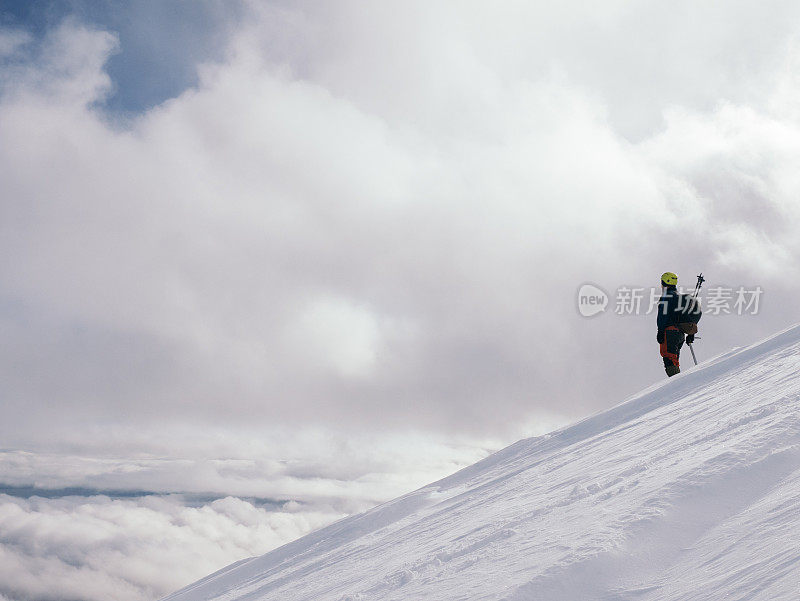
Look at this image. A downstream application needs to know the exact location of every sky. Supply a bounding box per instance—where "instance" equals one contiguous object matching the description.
[2,1,800,599]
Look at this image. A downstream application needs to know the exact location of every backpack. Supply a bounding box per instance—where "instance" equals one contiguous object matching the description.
[681,295,702,324]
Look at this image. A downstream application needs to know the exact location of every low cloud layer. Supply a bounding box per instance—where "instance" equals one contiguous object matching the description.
[0,436,490,601]
[0,492,339,601]
[0,429,491,509]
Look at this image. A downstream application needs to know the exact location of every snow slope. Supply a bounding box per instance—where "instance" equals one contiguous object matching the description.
[164,325,800,601]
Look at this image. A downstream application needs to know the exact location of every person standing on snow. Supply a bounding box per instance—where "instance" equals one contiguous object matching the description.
[656,272,701,377]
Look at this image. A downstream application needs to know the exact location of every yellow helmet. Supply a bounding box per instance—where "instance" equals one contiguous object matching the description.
[661,271,678,287]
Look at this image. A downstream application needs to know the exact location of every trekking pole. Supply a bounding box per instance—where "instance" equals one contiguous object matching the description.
[688,341,698,365]
[692,272,705,298]
[687,272,704,366]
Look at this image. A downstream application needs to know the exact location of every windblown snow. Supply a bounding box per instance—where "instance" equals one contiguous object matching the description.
[164,325,800,601]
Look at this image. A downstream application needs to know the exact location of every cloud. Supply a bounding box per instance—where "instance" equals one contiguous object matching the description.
[3,4,800,444]
[0,20,118,107]
[0,436,491,601]
[0,428,492,510]
[0,492,339,601]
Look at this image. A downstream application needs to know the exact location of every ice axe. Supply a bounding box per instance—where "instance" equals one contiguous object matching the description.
[687,273,704,365]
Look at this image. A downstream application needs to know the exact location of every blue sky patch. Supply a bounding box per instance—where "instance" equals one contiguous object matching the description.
[0,0,243,114]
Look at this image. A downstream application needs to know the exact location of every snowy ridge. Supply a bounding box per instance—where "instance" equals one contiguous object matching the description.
[164,325,800,601]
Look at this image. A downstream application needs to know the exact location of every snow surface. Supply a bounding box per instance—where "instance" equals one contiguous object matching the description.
[163,325,800,601]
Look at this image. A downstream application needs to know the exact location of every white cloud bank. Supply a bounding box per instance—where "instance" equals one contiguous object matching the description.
[4,5,800,442]
[0,428,492,509]
[0,433,491,601]
[0,492,338,601]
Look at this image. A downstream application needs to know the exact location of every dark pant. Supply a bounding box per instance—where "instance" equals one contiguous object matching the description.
[660,325,684,374]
